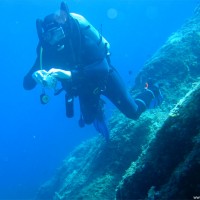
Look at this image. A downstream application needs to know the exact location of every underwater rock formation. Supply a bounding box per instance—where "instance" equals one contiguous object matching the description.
[37,5,200,200]
[116,82,200,199]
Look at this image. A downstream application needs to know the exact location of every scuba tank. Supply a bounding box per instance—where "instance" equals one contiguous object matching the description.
[71,13,110,55]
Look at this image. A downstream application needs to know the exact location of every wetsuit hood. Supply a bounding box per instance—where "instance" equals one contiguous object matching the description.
[36,2,70,48]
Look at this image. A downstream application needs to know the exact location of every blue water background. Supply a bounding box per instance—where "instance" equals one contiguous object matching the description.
[0,0,198,199]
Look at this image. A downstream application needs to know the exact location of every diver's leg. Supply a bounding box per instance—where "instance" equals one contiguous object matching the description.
[104,67,143,120]
[79,92,100,124]
[77,59,109,124]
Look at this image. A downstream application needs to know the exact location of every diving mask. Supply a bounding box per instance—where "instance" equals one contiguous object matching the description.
[43,26,65,46]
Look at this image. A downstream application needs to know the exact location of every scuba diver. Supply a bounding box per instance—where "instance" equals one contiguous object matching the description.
[23,2,162,141]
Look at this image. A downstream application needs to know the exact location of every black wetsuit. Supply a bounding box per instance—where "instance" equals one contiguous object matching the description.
[23,15,139,124]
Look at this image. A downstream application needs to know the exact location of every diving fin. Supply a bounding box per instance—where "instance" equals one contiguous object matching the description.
[93,103,109,141]
[93,118,109,142]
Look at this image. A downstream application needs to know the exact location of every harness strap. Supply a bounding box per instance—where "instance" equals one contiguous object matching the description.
[39,46,43,70]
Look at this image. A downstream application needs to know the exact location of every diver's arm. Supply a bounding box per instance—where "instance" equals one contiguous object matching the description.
[23,57,40,90]
[48,68,71,79]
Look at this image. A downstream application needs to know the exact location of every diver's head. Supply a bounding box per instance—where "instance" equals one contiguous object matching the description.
[42,14,66,46]
[36,2,70,49]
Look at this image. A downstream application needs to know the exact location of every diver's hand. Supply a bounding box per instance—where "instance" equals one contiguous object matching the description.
[48,68,71,79]
[32,69,57,89]
[32,70,48,85]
